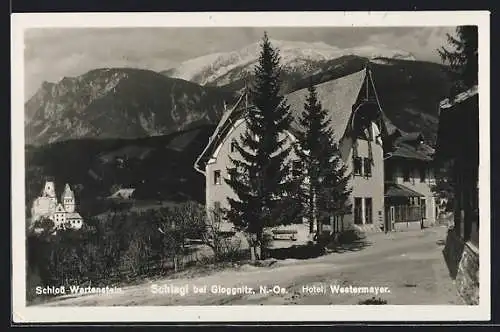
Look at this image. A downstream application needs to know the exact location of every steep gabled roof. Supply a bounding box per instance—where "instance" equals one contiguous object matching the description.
[286,69,368,139]
[389,143,434,161]
[439,85,478,110]
[66,212,83,220]
[194,67,383,173]
[194,91,251,173]
[55,203,65,213]
[62,183,74,199]
[385,130,434,162]
[435,85,479,163]
[385,182,425,198]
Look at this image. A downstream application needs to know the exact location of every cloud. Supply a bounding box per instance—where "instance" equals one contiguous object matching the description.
[24,27,456,100]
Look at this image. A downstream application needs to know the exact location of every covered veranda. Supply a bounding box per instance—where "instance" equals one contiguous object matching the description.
[384,182,425,232]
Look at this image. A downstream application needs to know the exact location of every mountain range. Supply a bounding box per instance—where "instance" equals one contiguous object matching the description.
[161,40,416,87]
[25,68,236,145]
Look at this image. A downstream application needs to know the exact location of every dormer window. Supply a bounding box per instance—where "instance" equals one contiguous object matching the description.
[230,139,237,153]
[352,101,379,141]
[356,123,372,140]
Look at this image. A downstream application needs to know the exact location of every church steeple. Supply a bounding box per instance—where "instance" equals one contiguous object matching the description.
[61,183,75,213]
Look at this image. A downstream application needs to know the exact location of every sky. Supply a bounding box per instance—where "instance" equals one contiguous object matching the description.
[24,26,457,100]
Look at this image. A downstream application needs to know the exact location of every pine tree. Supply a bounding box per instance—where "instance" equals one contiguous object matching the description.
[225,33,298,258]
[294,81,351,238]
[438,26,478,93]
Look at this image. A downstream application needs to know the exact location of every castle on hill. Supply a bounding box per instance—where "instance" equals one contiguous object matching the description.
[31,180,83,230]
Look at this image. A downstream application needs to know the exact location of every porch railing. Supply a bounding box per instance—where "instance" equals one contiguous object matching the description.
[393,205,424,223]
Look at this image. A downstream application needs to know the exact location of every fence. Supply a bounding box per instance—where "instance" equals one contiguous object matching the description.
[393,205,424,223]
[36,246,223,294]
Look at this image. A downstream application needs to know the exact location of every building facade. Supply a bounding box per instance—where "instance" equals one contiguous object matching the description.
[31,181,83,230]
[384,130,437,231]
[437,85,479,305]
[195,67,394,234]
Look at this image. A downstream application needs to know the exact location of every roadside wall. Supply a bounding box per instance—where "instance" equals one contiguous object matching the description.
[443,229,479,305]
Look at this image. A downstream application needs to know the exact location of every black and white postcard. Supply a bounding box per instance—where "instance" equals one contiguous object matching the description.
[11,11,490,323]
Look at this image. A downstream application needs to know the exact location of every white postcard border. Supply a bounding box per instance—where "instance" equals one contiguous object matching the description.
[11,11,491,323]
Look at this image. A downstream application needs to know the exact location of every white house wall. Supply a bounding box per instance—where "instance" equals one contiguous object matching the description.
[342,122,385,230]
[391,165,437,223]
[206,115,386,232]
[205,118,299,215]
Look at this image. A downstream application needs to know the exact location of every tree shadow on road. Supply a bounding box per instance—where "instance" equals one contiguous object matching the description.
[267,243,326,260]
[327,238,372,253]
[266,230,372,259]
[442,228,464,280]
[325,229,372,254]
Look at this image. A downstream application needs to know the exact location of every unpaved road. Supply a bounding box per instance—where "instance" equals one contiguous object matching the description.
[37,225,462,306]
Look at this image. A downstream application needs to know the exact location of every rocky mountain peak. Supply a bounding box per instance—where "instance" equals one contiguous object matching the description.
[25,68,237,145]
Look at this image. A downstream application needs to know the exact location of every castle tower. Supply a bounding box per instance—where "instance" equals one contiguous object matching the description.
[61,183,75,213]
[42,181,56,198]
[41,180,57,213]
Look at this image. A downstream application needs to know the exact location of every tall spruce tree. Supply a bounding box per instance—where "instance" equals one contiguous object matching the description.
[225,33,299,257]
[294,82,351,236]
[438,25,478,93]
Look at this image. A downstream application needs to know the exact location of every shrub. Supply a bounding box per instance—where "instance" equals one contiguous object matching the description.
[199,208,246,262]
[26,201,254,303]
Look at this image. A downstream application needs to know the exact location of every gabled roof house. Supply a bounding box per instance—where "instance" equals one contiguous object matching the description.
[195,66,436,234]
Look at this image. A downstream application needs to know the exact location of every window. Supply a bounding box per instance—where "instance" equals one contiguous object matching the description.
[403,165,410,182]
[354,197,362,224]
[353,157,362,176]
[419,166,426,183]
[230,139,237,153]
[356,123,372,140]
[213,170,221,185]
[365,198,373,224]
[409,197,420,206]
[363,158,372,177]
